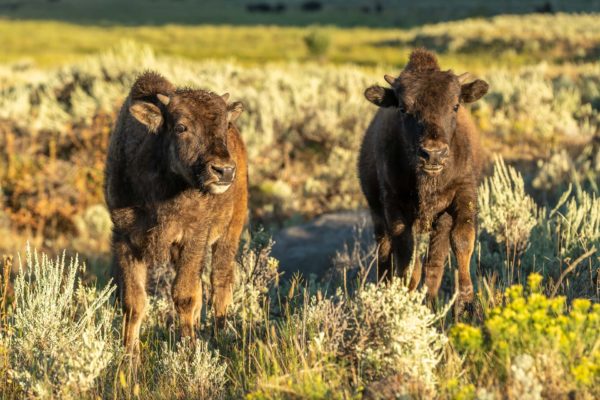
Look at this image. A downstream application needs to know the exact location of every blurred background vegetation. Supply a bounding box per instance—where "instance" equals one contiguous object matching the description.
[0,1,599,399]
[1,0,599,26]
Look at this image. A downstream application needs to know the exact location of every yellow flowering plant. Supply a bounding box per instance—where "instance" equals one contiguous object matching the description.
[450,273,599,397]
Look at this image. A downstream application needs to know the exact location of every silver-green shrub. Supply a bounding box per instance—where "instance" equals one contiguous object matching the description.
[5,245,116,398]
[229,231,280,322]
[158,338,227,400]
[479,156,538,251]
[478,155,599,297]
[552,189,600,256]
[533,145,600,197]
[301,291,347,357]
[346,279,451,392]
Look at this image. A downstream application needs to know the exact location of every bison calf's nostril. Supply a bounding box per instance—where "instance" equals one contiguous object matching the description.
[211,165,224,177]
[222,167,235,182]
[420,147,449,162]
[211,165,236,183]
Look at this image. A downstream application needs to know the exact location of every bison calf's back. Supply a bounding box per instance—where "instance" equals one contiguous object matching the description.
[358,48,488,312]
[104,71,248,351]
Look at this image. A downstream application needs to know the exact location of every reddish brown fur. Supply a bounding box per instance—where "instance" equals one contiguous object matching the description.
[105,72,248,351]
[358,49,488,310]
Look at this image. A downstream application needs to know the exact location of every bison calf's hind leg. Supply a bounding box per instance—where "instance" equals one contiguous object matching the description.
[425,213,453,300]
[172,246,204,339]
[390,224,417,285]
[115,241,148,354]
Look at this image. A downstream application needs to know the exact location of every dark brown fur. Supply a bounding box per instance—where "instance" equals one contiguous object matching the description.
[358,49,488,308]
[105,71,248,351]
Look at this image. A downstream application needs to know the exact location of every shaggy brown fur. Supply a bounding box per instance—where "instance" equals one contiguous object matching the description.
[105,71,248,351]
[358,49,488,309]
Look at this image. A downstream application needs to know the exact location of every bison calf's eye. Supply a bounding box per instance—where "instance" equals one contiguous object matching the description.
[453,104,460,112]
[175,124,187,134]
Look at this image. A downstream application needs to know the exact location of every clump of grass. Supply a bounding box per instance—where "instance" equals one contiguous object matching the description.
[303,29,331,58]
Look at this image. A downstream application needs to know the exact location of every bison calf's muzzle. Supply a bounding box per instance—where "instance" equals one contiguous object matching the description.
[419,145,449,174]
[210,163,236,184]
[208,162,236,194]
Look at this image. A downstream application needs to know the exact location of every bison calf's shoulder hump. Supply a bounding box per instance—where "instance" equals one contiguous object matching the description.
[358,48,488,312]
[105,71,248,350]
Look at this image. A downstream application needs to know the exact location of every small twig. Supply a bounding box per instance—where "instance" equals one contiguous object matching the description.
[551,247,596,298]
[364,243,381,289]
[1,255,13,329]
[453,269,460,323]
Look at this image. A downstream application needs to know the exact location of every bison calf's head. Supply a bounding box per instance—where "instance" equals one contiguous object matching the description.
[129,77,244,194]
[364,49,488,176]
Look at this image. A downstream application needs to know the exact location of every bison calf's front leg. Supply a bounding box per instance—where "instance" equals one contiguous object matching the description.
[450,216,476,311]
[425,213,453,300]
[172,246,204,339]
[389,221,420,288]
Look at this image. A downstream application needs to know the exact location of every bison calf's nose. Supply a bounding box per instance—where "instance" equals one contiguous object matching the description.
[211,164,236,183]
[419,146,449,163]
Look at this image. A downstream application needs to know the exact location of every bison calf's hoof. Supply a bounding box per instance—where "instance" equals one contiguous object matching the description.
[454,297,475,321]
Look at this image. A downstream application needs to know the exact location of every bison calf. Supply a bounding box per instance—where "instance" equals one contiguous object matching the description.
[105,72,248,351]
[358,49,488,310]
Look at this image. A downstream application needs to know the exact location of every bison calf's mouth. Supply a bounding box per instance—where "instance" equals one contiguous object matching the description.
[422,164,444,175]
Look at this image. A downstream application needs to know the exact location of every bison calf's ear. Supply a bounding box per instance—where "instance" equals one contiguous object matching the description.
[227,101,244,123]
[364,85,397,108]
[129,101,163,133]
[460,79,489,103]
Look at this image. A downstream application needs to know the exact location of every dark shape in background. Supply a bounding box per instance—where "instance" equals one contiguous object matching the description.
[0,0,597,27]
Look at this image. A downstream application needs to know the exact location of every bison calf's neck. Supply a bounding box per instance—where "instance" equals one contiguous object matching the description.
[105,72,248,351]
[358,49,488,310]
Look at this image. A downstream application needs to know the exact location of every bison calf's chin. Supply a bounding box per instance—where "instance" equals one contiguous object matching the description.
[359,48,488,312]
[208,183,233,194]
[105,71,248,350]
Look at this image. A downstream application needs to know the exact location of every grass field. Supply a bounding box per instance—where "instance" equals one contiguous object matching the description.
[0,10,599,400]
[2,13,600,68]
